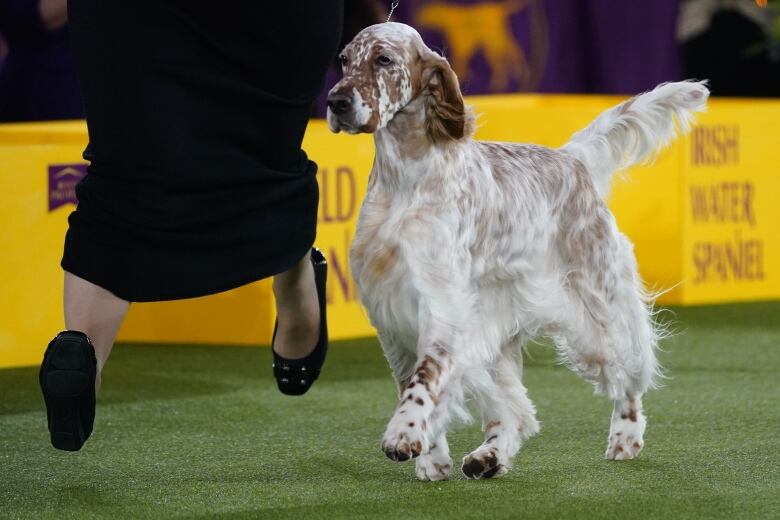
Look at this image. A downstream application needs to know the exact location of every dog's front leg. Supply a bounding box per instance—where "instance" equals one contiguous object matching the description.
[381,342,452,462]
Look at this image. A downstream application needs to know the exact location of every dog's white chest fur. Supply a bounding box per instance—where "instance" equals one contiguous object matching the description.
[350,195,422,347]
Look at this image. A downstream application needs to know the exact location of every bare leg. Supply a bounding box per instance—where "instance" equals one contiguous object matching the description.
[64,271,130,391]
[271,252,321,359]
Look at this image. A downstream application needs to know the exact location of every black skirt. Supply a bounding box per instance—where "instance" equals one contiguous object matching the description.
[62,1,343,301]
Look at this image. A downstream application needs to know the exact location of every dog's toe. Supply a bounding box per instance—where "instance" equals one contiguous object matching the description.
[605,417,645,460]
[416,456,452,481]
[381,435,423,462]
[605,435,643,460]
[461,449,506,479]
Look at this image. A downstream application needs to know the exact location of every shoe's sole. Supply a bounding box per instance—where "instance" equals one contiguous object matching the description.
[39,332,96,451]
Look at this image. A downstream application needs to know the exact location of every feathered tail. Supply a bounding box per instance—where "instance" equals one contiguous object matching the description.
[562,80,709,199]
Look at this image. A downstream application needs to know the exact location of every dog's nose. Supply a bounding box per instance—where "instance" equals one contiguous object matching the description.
[327,93,352,115]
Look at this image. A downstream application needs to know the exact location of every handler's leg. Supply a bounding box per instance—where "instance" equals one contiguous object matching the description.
[271,252,320,359]
[39,272,129,450]
[63,271,130,390]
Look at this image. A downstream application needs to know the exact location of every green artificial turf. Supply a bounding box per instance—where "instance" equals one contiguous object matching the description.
[1,302,779,519]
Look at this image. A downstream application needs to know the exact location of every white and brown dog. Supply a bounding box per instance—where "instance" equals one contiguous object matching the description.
[327,22,707,481]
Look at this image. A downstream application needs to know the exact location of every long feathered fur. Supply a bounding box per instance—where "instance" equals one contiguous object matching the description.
[327,23,708,481]
[563,80,709,199]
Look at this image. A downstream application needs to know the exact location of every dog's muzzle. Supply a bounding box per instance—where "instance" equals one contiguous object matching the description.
[327,93,352,115]
[326,91,359,133]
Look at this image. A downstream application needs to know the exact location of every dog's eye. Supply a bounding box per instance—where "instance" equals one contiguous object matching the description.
[339,54,348,67]
[376,55,393,66]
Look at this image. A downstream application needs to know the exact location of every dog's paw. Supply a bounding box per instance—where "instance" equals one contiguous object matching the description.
[381,424,427,462]
[605,416,645,460]
[415,451,452,481]
[461,446,507,479]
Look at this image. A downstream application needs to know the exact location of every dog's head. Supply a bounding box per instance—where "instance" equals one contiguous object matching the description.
[327,22,468,143]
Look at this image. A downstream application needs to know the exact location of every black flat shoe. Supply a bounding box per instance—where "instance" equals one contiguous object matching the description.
[272,248,328,396]
[39,331,97,451]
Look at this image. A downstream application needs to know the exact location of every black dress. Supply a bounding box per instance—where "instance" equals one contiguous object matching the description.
[62,1,343,301]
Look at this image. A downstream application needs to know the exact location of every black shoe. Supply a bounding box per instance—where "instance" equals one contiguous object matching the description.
[272,248,328,396]
[39,331,97,451]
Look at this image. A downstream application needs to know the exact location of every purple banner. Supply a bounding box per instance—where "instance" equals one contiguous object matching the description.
[317,0,683,114]
[398,0,683,94]
[48,164,86,211]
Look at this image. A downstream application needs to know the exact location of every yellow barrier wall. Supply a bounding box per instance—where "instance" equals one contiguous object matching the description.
[681,105,780,303]
[2,95,778,368]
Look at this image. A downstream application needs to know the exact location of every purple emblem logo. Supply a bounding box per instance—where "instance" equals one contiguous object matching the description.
[48,164,87,212]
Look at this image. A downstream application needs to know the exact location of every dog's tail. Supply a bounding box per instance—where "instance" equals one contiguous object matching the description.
[561,80,709,199]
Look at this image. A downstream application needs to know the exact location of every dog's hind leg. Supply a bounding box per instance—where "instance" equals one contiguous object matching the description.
[605,395,646,460]
[556,324,654,460]
[462,347,539,479]
[603,278,659,460]
[556,240,660,460]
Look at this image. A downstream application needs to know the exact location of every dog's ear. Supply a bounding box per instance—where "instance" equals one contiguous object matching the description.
[421,54,465,143]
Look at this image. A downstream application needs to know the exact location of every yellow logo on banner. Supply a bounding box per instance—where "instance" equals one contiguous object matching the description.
[415,0,548,91]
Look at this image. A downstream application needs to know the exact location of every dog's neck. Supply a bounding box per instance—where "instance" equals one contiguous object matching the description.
[372,96,442,192]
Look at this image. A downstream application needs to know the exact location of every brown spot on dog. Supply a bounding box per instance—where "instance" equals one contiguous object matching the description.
[416,365,435,384]
[484,452,498,468]
[463,448,501,479]
[422,355,443,375]
[461,459,485,479]
[434,344,449,359]
[582,352,606,366]
[633,442,641,449]
[411,440,422,457]
[621,414,628,420]
[416,366,439,387]
[415,397,425,406]
[434,463,451,474]
[408,382,416,389]
[408,422,415,428]
[628,408,638,422]
[485,420,501,431]
[421,53,471,143]
[615,445,624,453]
[366,245,398,280]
